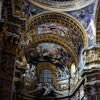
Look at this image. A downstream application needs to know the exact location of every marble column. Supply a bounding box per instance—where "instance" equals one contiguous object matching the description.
[0,52,15,100]
[0,34,16,100]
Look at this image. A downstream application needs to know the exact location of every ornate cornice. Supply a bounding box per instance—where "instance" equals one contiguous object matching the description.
[82,46,100,67]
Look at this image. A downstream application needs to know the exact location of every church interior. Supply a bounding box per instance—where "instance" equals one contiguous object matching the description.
[0,0,100,100]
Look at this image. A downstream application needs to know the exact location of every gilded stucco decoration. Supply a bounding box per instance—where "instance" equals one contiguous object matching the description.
[21,11,89,68]
[27,12,88,47]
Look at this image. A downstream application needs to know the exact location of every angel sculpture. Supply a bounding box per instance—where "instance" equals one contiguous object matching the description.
[25,64,36,79]
[62,66,69,79]
[56,67,63,79]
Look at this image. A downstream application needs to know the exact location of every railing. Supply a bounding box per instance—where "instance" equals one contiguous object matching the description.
[16,91,70,100]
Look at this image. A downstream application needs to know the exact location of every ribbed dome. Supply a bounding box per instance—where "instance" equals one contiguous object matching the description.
[29,0,95,11]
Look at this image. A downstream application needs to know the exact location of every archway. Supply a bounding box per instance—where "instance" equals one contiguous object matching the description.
[27,11,88,48]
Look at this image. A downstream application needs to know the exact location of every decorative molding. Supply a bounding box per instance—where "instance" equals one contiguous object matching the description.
[95,0,100,44]
[82,46,100,67]
[28,12,88,48]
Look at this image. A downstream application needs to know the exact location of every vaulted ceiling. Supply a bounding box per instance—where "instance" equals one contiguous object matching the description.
[23,12,88,68]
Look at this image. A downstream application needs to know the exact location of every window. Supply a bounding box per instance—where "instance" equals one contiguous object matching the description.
[39,69,52,83]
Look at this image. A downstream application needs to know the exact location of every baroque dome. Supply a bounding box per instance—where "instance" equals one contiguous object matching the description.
[29,0,95,11]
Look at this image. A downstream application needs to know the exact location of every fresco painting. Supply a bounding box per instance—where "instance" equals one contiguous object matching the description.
[69,2,96,46]
[38,24,68,37]
[22,0,96,46]
[26,43,71,68]
[38,23,83,55]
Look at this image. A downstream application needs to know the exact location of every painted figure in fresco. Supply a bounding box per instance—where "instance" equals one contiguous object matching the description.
[38,24,68,37]
[26,44,70,68]
[22,0,37,18]
[69,3,95,46]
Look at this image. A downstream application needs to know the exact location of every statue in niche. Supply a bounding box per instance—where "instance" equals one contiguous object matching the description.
[25,63,36,79]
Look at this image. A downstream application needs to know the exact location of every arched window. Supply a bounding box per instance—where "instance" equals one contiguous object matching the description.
[39,69,52,83]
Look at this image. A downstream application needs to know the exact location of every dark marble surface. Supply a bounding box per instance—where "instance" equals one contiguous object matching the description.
[0,53,15,100]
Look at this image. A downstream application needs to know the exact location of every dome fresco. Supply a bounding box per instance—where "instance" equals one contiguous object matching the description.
[69,2,96,46]
[28,0,95,11]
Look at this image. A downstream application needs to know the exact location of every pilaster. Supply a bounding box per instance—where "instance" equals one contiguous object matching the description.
[81,46,100,100]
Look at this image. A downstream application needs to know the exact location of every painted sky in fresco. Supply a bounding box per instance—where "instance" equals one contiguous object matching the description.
[68,2,96,46]
[38,24,68,37]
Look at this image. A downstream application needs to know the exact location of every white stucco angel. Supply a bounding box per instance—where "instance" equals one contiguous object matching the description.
[62,66,69,79]
[56,67,63,79]
[25,64,36,79]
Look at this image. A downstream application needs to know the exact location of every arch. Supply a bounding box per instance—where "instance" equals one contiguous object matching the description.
[27,11,88,48]
[95,0,100,44]
[25,33,77,65]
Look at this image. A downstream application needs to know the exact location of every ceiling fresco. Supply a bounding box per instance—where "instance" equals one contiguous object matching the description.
[25,43,71,68]
[69,2,96,46]
[22,0,97,46]
[37,23,83,55]
[38,24,68,36]
[22,0,46,18]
